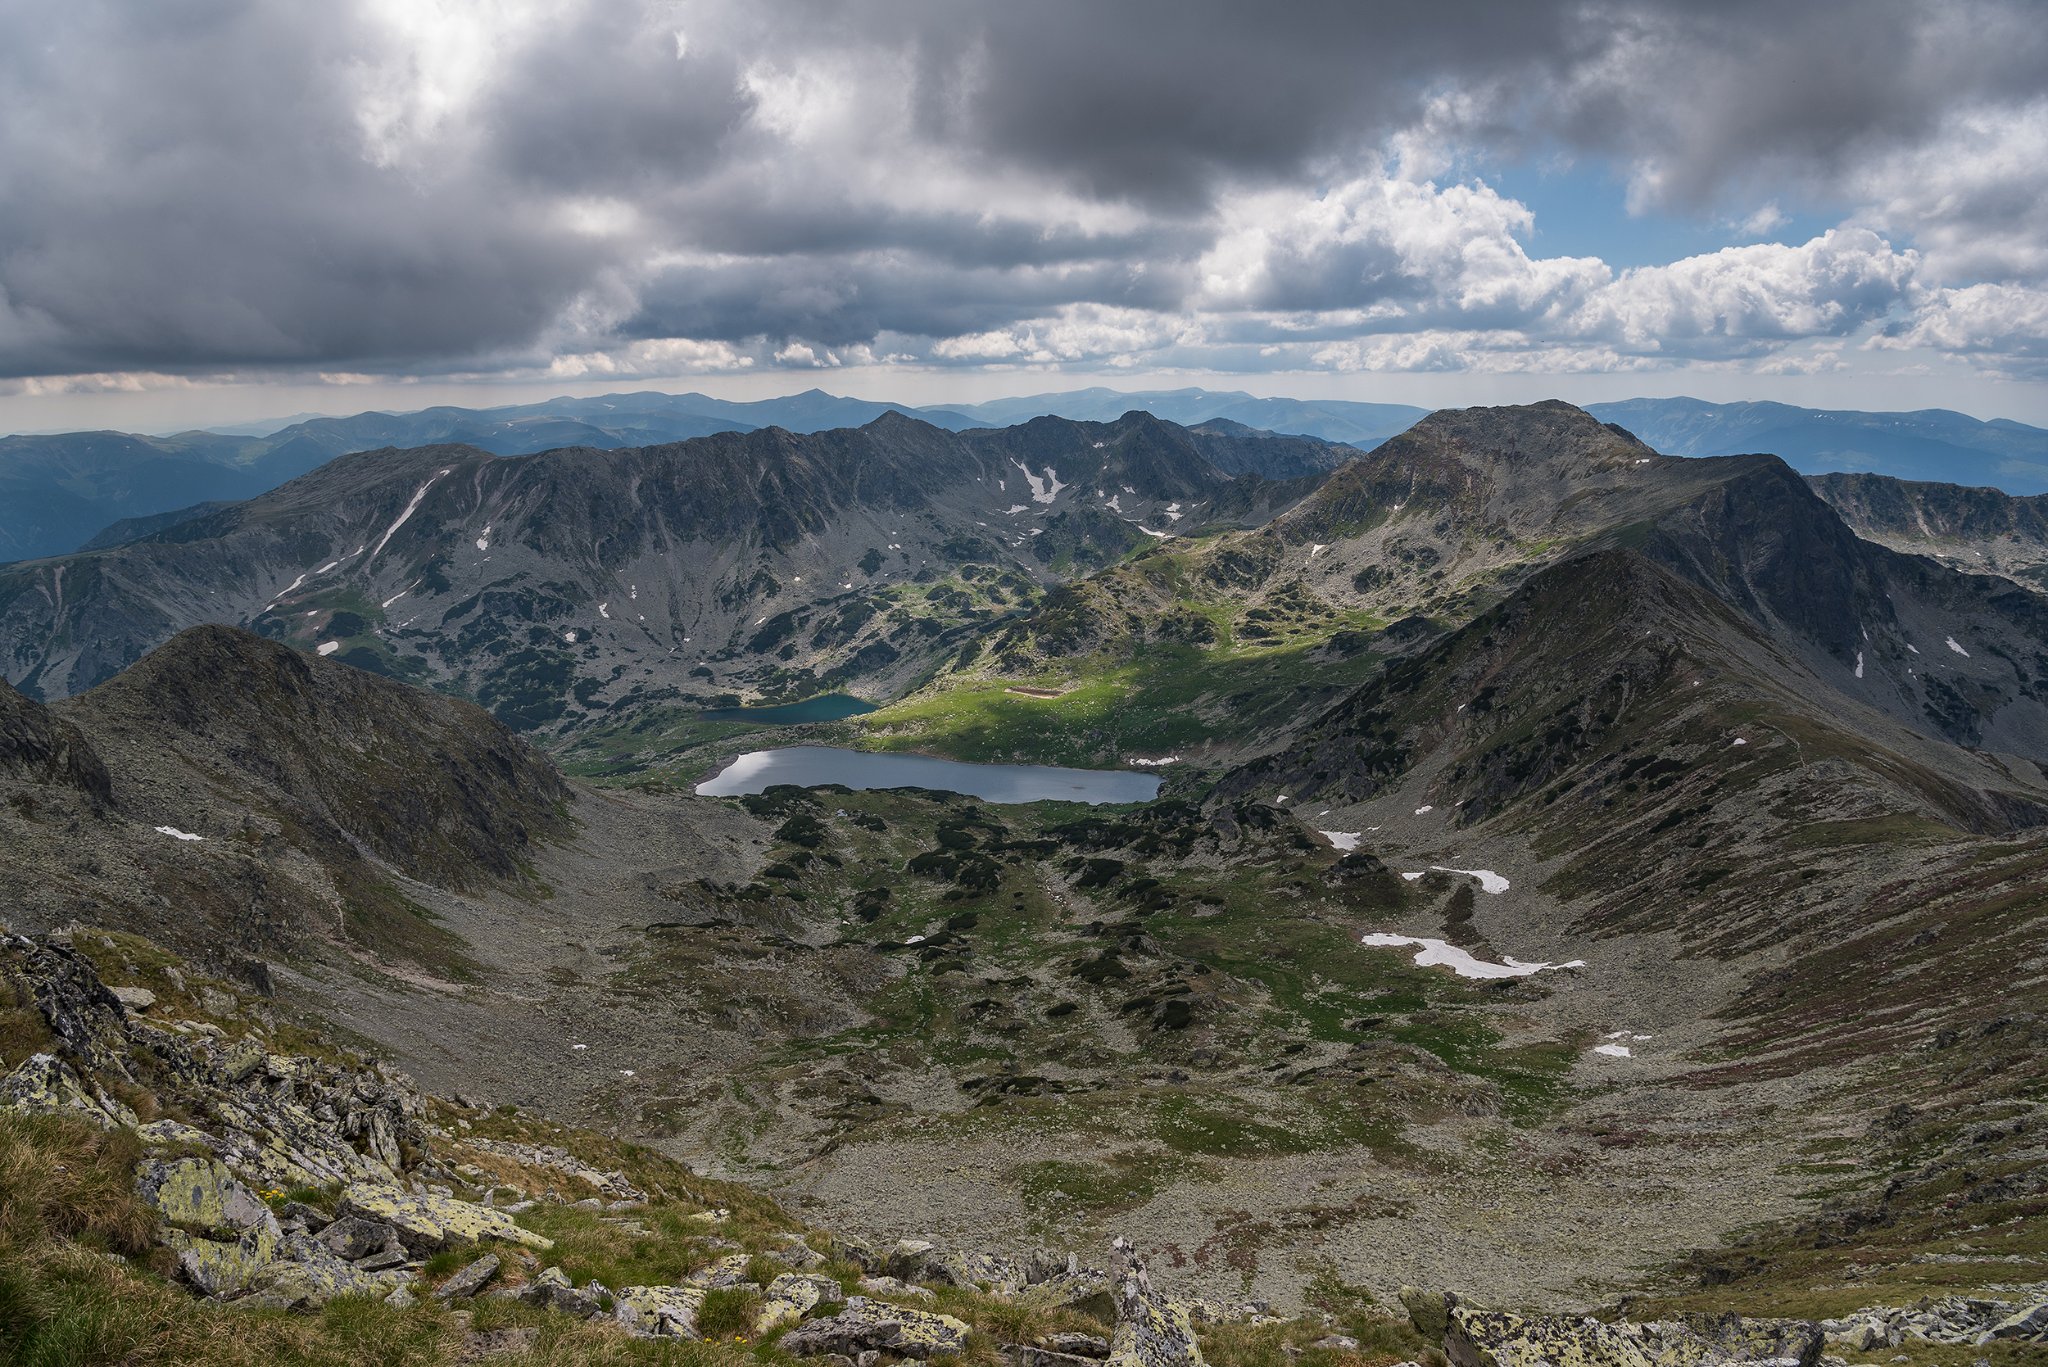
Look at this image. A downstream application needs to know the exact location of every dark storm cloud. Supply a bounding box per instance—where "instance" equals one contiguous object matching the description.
[623,254,1189,350]
[0,0,2041,380]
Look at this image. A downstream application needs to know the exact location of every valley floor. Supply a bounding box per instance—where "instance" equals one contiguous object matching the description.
[286,776,1870,1314]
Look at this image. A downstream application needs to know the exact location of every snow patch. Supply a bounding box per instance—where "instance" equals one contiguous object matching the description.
[1011,461,1067,505]
[1320,831,1362,851]
[368,472,444,564]
[381,590,407,609]
[316,641,340,656]
[1400,871,1425,882]
[1414,805,1434,815]
[597,602,610,619]
[1731,736,1747,747]
[154,826,203,842]
[1360,933,1585,980]
[1431,866,1509,894]
[1004,504,1029,515]
[563,631,577,644]
[1127,756,1179,767]
[1854,651,1864,679]
[1309,543,1329,557]
[1947,636,1970,658]
[475,524,491,551]
[1164,502,1183,522]
[1592,1043,1633,1059]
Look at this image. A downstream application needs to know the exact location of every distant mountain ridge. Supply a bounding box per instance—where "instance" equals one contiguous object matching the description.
[1587,396,2048,493]
[0,411,1346,715]
[6,386,2048,565]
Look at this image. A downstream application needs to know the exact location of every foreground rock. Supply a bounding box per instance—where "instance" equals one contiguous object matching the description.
[338,1181,553,1254]
[1105,1238,1205,1367]
[1445,1301,1822,1367]
[780,1296,974,1358]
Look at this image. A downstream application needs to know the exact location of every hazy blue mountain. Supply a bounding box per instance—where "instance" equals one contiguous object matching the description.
[924,387,1429,445]
[1588,397,2048,494]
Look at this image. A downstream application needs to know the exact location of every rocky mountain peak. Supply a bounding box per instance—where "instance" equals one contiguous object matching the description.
[64,624,572,892]
[1379,399,1654,477]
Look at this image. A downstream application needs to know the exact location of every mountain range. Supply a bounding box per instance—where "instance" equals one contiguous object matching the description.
[6,386,2047,564]
[3,400,2045,1345]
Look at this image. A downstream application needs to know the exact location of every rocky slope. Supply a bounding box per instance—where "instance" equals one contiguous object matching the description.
[811,402,2048,777]
[0,625,570,973]
[0,414,1340,724]
[1812,470,2048,591]
[8,924,2043,1366]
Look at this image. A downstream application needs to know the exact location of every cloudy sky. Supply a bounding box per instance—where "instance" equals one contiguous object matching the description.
[4,0,2047,430]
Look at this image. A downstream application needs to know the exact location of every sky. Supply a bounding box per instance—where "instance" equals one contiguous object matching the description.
[3,0,2047,433]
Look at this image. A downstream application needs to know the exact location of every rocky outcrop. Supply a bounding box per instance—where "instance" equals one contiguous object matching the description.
[780,1296,974,1359]
[337,1181,554,1254]
[1105,1238,1205,1367]
[0,678,110,802]
[1818,1285,2048,1350]
[1444,1302,1822,1367]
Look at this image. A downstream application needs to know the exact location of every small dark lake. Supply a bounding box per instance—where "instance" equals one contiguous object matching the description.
[693,745,1161,805]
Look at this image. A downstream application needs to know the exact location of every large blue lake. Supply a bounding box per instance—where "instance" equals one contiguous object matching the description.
[694,745,1161,805]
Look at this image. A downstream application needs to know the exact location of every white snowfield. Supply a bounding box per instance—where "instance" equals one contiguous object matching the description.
[1592,1043,1633,1058]
[1127,756,1179,767]
[1947,636,1970,658]
[1360,932,1585,980]
[316,641,340,656]
[1011,462,1067,505]
[1320,830,1362,851]
[1854,651,1864,679]
[154,826,203,842]
[1430,865,1509,893]
[1414,805,1434,815]
[368,469,448,563]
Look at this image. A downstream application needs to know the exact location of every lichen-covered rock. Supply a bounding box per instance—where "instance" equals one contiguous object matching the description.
[928,1249,1025,1295]
[769,1233,827,1268]
[1445,1304,1823,1367]
[1018,1269,1116,1323]
[337,1181,553,1253]
[884,1239,940,1282]
[436,1252,502,1300]
[614,1283,707,1338]
[1987,1299,2048,1342]
[1043,1333,1111,1359]
[1399,1286,1449,1342]
[828,1231,882,1272]
[137,1156,274,1238]
[1105,1239,1204,1367]
[160,1225,279,1298]
[245,1229,403,1308]
[0,1051,136,1127]
[758,1272,845,1332]
[682,1251,754,1290]
[858,1276,936,1303]
[1,936,134,1077]
[780,1296,971,1358]
[1013,1349,1101,1367]
[315,1213,401,1261]
[521,1265,606,1318]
